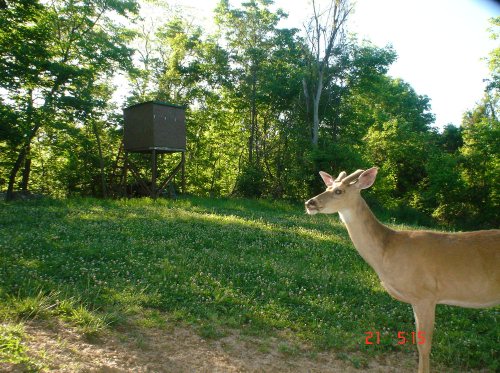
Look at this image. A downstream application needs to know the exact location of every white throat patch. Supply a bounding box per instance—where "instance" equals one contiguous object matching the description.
[338,209,353,224]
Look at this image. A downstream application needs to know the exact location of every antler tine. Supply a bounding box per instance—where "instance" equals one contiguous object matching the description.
[341,169,364,185]
[335,171,347,182]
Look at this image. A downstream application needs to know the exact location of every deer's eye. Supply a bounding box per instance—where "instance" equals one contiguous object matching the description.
[334,189,343,195]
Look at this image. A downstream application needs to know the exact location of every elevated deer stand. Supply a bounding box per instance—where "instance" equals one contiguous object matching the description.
[111,101,186,199]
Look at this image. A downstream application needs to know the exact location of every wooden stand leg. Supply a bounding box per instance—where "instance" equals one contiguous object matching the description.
[124,151,129,197]
[124,150,184,199]
[152,149,157,199]
[181,151,186,194]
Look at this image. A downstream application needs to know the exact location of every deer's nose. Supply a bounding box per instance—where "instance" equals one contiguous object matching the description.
[305,199,317,209]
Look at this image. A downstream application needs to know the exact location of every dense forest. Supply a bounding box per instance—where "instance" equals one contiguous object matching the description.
[1,0,499,229]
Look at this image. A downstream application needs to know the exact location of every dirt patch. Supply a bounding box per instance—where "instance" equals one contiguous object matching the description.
[2,320,418,372]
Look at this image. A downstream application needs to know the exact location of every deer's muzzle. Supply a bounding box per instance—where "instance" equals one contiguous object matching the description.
[305,198,320,214]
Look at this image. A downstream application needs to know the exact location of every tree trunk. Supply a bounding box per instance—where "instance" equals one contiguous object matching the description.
[6,89,38,201]
[249,66,257,165]
[6,150,25,200]
[302,78,310,116]
[91,119,107,198]
[5,26,72,200]
[304,0,352,147]
[209,155,219,198]
[20,144,32,194]
[6,125,40,201]
[302,77,312,142]
[312,66,324,147]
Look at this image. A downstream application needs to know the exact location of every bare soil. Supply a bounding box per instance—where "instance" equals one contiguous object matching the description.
[0,320,420,373]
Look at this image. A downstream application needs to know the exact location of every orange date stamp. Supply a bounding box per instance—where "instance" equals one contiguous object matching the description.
[365,331,426,345]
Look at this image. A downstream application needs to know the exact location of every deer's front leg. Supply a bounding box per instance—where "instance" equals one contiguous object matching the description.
[412,301,436,373]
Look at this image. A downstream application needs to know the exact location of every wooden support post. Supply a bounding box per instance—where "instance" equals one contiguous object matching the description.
[120,149,184,199]
[157,158,183,196]
[127,159,152,196]
[181,151,186,194]
[123,151,129,197]
[152,149,157,199]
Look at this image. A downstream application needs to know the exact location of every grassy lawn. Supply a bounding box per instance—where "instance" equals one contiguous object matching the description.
[0,196,498,371]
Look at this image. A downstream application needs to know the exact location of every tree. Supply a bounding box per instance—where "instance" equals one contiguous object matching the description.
[302,0,352,146]
[215,0,285,165]
[0,0,138,200]
[451,17,500,228]
[415,17,500,228]
[459,100,499,227]
[215,0,304,196]
[485,16,500,93]
[439,124,463,153]
[352,75,436,209]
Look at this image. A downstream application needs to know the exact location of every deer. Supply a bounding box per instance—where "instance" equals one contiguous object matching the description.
[304,167,500,373]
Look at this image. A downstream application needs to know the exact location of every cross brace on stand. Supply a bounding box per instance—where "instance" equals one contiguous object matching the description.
[124,149,185,199]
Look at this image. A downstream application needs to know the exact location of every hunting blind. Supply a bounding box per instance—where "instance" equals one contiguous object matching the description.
[123,101,186,152]
[110,101,186,198]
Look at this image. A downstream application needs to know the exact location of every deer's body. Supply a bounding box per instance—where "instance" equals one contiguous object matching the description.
[385,230,499,307]
[305,168,500,373]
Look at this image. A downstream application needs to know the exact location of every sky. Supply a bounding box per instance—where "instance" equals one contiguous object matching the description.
[140,0,500,129]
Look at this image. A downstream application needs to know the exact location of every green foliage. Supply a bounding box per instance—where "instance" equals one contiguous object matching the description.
[0,323,40,369]
[1,1,498,229]
[439,124,463,153]
[417,16,500,229]
[234,163,268,197]
[364,119,431,206]
[486,16,499,91]
[459,100,500,227]
[0,0,138,198]
[0,197,498,370]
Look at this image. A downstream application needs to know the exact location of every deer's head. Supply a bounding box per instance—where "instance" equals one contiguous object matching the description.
[305,167,378,215]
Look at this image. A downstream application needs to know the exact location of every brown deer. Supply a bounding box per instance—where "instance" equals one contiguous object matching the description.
[305,167,500,373]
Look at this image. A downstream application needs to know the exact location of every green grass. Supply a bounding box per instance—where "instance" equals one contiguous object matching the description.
[0,196,498,370]
[0,322,45,371]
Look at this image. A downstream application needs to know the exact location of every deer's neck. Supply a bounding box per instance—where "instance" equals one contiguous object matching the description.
[338,197,392,273]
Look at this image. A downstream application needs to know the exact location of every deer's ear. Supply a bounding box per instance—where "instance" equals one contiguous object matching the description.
[319,171,335,187]
[356,167,378,189]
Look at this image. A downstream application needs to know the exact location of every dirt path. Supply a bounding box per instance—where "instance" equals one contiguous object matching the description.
[2,320,418,372]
